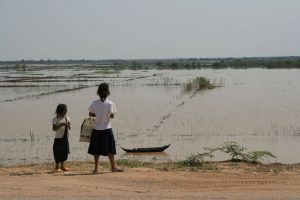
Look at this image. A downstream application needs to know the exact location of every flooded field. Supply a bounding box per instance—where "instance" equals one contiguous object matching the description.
[1,65,300,166]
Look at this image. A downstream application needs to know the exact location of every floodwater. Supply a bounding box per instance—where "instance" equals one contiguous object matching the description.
[1,66,300,166]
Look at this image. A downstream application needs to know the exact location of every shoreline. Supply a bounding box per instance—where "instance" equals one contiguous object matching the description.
[1,159,300,175]
[1,160,300,200]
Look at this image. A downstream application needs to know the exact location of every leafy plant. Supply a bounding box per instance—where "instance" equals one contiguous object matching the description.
[219,142,248,161]
[245,151,276,163]
[214,142,276,163]
[182,151,214,167]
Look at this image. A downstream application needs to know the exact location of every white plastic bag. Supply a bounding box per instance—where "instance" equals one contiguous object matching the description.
[79,118,94,142]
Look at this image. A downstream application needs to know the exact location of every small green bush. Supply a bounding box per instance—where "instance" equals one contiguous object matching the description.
[184,76,216,92]
[216,142,276,163]
[182,151,214,167]
[219,142,248,161]
[194,142,276,164]
[245,151,276,163]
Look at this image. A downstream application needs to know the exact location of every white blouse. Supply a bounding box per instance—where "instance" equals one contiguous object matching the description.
[88,99,117,130]
[52,116,70,138]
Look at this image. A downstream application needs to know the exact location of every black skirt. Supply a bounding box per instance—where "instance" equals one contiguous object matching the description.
[53,133,69,163]
[88,128,116,156]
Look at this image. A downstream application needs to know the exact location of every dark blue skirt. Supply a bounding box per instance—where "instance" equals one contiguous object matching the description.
[88,128,116,156]
[53,135,69,162]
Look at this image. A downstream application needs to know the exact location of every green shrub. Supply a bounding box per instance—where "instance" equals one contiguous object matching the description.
[179,142,276,169]
[182,151,214,167]
[219,142,248,161]
[215,142,276,163]
[184,76,216,92]
[245,151,276,163]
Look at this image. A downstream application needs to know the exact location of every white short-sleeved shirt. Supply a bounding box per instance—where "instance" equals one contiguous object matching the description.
[52,116,71,138]
[89,99,117,130]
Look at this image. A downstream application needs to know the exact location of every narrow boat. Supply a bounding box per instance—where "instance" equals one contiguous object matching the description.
[121,144,170,153]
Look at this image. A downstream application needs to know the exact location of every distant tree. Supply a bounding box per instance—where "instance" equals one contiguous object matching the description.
[191,61,197,68]
[212,62,221,68]
[169,62,179,69]
[131,61,141,69]
[184,63,190,68]
[156,61,163,68]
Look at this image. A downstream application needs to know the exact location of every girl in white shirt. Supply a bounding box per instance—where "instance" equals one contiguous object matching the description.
[88,83,122,173]
[52,104,71,172]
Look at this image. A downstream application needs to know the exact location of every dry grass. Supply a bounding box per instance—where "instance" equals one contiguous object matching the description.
[1,160,300,176]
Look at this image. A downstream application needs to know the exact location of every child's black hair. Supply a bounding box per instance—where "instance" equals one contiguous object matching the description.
[97,82,110,101]
[55,104,67,115]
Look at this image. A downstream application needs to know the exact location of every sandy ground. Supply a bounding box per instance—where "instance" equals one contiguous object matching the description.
[1,162,300,200]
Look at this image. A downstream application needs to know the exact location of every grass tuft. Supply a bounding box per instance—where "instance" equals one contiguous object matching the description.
[184,76,218,92]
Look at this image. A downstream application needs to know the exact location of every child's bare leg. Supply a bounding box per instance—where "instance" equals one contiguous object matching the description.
[54,162,62,172]
[55,162,60,170]
[108,154,123,172]
[108,154,115,169]
[94,155,100,173]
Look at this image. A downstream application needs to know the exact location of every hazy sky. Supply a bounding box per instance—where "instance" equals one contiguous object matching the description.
[1,0,300,60]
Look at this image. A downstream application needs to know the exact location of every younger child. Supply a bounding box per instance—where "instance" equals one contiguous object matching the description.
[52,104,71,172]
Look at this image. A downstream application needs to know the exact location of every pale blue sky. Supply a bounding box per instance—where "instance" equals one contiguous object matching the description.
[0,0,300,60]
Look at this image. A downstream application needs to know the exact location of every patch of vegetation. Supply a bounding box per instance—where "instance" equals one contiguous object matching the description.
[181,151,215,167]
[216,142,248,161]
[245,151,277,163]
[116,159,153,168]
[121,142,275,173]
[184,76,218,92]
[116,158,218,172]
[208,142,276,163]
[178,142,276,170]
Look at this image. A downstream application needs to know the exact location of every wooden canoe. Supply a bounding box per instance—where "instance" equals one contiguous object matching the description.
[121,144,170,153]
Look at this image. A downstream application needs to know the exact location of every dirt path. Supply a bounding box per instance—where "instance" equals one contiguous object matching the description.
[1,165,300,200]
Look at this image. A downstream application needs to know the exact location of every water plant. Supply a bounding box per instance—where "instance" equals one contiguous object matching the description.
[184,76,217,92]
[29,131,35,142]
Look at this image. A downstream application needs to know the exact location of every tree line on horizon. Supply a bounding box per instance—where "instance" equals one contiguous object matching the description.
[1,56,300,69]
